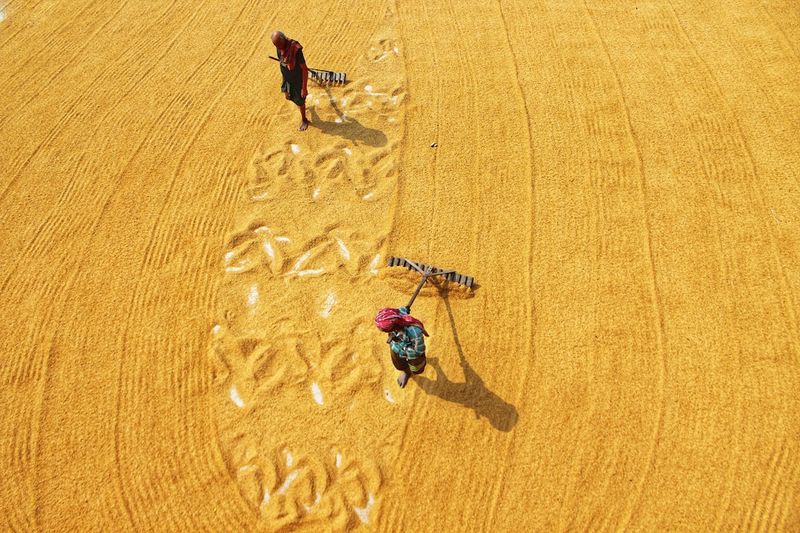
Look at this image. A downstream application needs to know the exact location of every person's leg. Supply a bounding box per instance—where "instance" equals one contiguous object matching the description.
[397,372,411,388]
[298,103,308,131]
[396,356,425,388]
[408,356,427,375]
[390,350,411,388]
[289,85,309,131]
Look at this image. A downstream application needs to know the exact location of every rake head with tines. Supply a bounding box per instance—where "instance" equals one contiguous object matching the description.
[309,68,347,86]
[388,256,475,309]
[268,56,347,86]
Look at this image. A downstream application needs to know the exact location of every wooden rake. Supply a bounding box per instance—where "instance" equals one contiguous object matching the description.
[269,56,347,85]
[388,256,475,309]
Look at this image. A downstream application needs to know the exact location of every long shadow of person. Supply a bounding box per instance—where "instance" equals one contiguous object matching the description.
[308,86,388,147]
[414,286,519,432]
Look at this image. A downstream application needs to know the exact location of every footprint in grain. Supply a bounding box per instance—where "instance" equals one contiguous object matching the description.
[222,222,386,279]
[211,315,385,406]
[367,37,399,62]
[234,447,382,531]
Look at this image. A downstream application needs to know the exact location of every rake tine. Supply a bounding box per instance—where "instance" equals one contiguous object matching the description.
[308,68,346,86]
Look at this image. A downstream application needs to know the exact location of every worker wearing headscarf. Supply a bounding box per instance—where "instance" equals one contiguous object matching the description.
[272,31,309,131]
[375,306,428,388]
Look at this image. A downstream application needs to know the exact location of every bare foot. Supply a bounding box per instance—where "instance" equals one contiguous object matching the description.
[299,119,309,131]
[397,372,410,388]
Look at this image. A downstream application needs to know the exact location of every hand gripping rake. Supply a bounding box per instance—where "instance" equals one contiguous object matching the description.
[388,256,475,309]
[269,56,347,85]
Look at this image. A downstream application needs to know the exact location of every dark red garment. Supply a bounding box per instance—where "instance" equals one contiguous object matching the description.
[279,39,303,71]
[390,350,427,374]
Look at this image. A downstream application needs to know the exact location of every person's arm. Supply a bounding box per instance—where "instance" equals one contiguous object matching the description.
[300,61,308,98]
[404,329,425,359]
[389,332,404,355]
[389,329,421,360]
[395,308,423,358]
[277,49,290,98]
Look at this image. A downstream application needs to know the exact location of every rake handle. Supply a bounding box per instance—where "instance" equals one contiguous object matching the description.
[269,55,328,74]
[407,265,459,309]
[405,267,455,309]
[406,273,429,310]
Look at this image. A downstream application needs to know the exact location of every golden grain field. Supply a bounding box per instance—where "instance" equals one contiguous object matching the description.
[1,1,799,531]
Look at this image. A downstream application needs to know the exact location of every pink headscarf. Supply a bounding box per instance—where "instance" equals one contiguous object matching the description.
[375,308,429,336]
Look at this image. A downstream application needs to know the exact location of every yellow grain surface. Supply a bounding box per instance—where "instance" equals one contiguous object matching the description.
[1,0,799,531]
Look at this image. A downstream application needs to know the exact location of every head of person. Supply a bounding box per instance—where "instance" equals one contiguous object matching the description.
[375,307,429,336]
[375,308,402,333]
[271,31,288,50]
